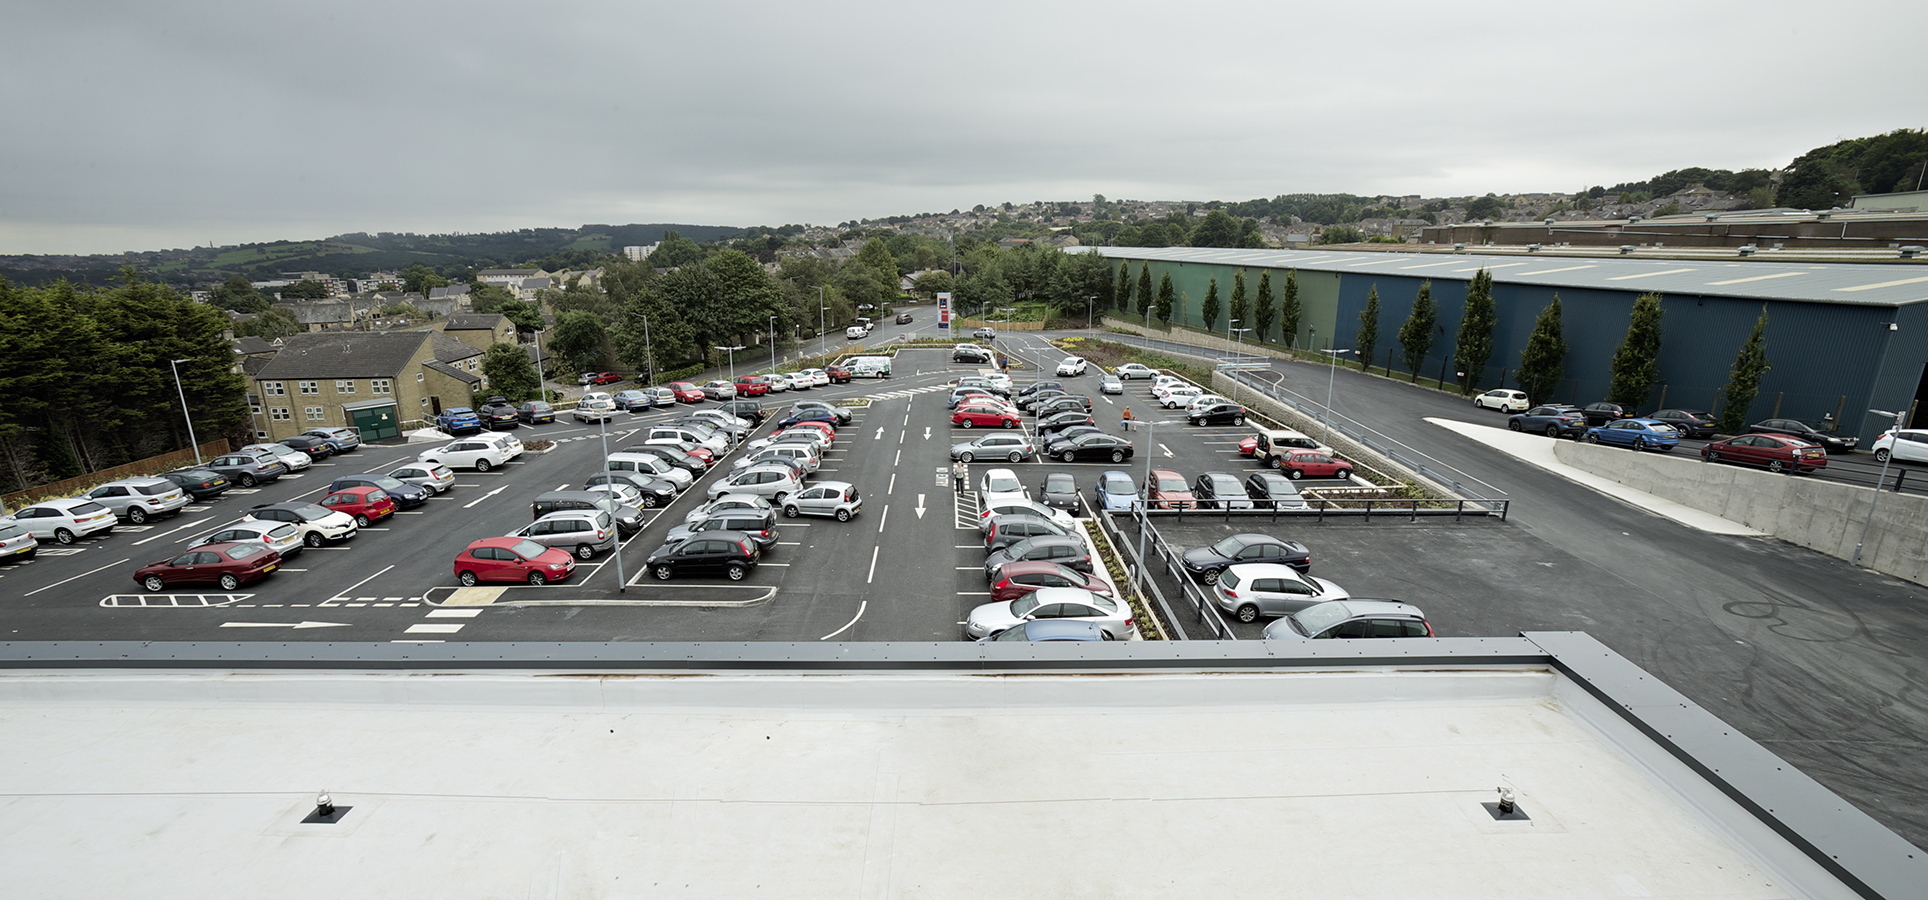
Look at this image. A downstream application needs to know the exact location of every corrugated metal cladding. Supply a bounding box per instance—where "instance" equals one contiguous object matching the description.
[1088,247,1926,441]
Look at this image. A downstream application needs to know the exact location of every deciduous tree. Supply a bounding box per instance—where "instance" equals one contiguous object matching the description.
[481,342,539,401]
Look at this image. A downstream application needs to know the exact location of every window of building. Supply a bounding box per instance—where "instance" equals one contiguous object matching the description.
[250,404,263,416]
[305,406,325,421]
[299,381,319,395]
[265,381,286,396]
[270,407,291,422]
[372,378,392,395]
[336,380,356,394]
[467,359,477,371]
[417,373,425,382]
[255,430,270,440]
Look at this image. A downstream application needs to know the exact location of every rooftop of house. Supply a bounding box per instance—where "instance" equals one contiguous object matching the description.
[252,331,428,380]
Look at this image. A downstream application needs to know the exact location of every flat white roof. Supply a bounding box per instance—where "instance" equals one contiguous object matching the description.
[1,635,1916,898]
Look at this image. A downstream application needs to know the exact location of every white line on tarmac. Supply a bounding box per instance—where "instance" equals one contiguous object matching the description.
[26,558,132,596]
[133,520,208,545]
[327,564,396,601]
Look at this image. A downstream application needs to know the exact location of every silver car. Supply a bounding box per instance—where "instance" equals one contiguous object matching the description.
[684,494,775,524]
[85,476,189,524]
[509,510,618,559]
[732,443,820,475]
[1099,374,1124,394]
[241,442,313,472]
[388,462,457,494]
[706,464,802,502]
[1261,599,1434,640]
[1213,563,1348,623]
[782,481,862,521]
[194,520,304,559]
[0,523,40,562]
[950,433,1035,464]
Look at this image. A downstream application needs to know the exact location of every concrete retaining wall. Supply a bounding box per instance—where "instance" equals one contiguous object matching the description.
[1554,442,1928,587]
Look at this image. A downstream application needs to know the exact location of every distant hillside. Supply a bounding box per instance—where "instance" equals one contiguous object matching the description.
[0,223,744,289]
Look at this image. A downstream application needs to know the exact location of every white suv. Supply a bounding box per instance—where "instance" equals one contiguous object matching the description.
[418,438,513,472]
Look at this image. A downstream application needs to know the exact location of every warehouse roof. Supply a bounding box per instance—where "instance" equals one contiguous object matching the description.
[1088,246,1928,307]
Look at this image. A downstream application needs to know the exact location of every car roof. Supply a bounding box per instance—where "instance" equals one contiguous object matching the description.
[1026,586,1103,604]
[1224,562,1310,580]
[998,560,1079,578]
[1307,598,1426,618]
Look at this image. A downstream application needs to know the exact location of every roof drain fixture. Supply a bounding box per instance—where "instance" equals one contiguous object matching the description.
[1483,785,1529,821]
[303,789,350,824]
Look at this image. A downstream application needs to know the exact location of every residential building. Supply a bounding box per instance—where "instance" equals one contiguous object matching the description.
[248,331,486,442]
[439,313,515,352]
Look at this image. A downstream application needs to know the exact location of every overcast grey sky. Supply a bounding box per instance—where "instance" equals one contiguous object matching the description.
[4,0,1920,256]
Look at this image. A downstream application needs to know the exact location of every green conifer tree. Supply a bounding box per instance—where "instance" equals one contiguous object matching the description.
[1517,295,1568,405]
[1355,285,1381,370]
[1397,281,1438,382]
[1453,269,1498,394]
[1717,306,1771,434]
[1607,292,1666,409]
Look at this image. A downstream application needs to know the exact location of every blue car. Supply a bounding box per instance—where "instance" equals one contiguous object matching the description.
[774,409,839,430]
[435,407,483,434]
[1585,418,1680,452]
[1093,469,1137,512]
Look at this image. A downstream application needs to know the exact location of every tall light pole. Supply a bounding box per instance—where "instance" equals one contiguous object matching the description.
[1133,419,1171,600]
[1088,295,1097,331]
[169,358,202,464]
[814,286,827,362]
[1229,321,1252,406]
[626,312,654,388]
[715,345,745,380]
[1317,348,1353,444]
[595,408,626,592]
[1853,408,1907,567]
[769,314,779,375]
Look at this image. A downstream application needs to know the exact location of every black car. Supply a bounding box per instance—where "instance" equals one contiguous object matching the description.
[774,409,839,431]
[1243,472,1308,510]
[1580,401,1634,427]
[583,472,679,509]
[1039,472,1079,511]
[1748,418,1859,453]
[1033,396,1093,418]
[516,400,557,424]
[984,515,1069,553]
[1037,410,1096,437]
[1044,432,1134,463]
[479,396,520,429]
[719,400,766,426]
[983,534,1095,581]
[1648,409,1718,439]
[1507,405,1588,438]
[161,468,232,501]
[1016,380,1065,400]
[1180,533,1314,584]
[1187,403,1246,426]
[954,346,993,364]
[949,388,1003,409]
[1044,425,1103,446]
[204,451,288,487]
[1191,471,1250,510]
[668,511,780,551]
[618,444,707,475]
[1018,390,1068,411]
[646,531,760,581]
[327,474,430,509]
[788,401,852,426]
[277,435,335,461]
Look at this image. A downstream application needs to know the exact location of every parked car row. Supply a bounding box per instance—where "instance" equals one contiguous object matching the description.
[968,468,1131,642]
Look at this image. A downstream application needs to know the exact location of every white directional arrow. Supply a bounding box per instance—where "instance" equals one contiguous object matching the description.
[874,427,885,440]
[220,621,352,629]
[923,427,931,440]
[463,485,508,509]
[1159,443,1174,458]
[914,494,927,518]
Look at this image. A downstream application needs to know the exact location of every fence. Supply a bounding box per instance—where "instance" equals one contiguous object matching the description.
[1093,501,1235,640]
[2,439,233,511]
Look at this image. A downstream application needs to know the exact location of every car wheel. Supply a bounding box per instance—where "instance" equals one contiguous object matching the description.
[239,474,257,487]
[1543,424,1559,437]
[127,507,147,524]
[1004,419,1018,429]
[1875,449,1892,462]
[304,531,323,548]
[219,573,241,591]
[653,565,674,581]
[1201,568,1220,586]
[1768,459,1787,474]
[476,459,492,472]
[1007,451,1025,463]
[1508,420,1522,432]
[1233,416,1244,426]
[1707,450,1722,463]
[142,575,165,592]
[1236,604,1260,624]
[1633,438,1647,451]
[1336,468,1352,480]
[835,508,852,522]
[960,419,974,429]
[1585,433,1601,444]
[784,505,801,518]
[528,571,548,585]
[772,491,789,504]
[355,513,371,527]
[1109,450,1125,463]
[575,544,595,560]
[726,563,748,581]
[1270,456,1285,470]
[1062,451,1077,463]
[1288,468,1305,480]
[55,528,75,545]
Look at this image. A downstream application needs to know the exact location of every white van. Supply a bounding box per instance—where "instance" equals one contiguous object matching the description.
[849,356,892,378]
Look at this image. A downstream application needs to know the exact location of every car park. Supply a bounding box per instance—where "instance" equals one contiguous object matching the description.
[1472,389,1530,412]
[302,427,362,453]
[1579,401,1635,427]
[1586,418,1681,451]
[1213,563,1349,623]
[1260,599,1433,640]
[434,406,485,434]
[1045,432,1133,463]
[1187,403,1246,427]
[243,502,358,547]
[479,397,521,428]
[1871,428,1928,464]
[2,498,117,544]
[1056,357,1088,376]
[1647,408,1718,439]
[1099,373,1123,394]
[788,400,852,426]
[965,587,1132,640]
[985,514,1074,553]
[782,481,864,521]
[387,461,457,494]
[0,524,38,562]
[670,509,780,551]
[1244,472,1308,510]
[645,532,760,581]
[983,534,1094,581]
[1092,470,1137,512]
[1038,472,1079,511]
[1507,405,1588,438]
[611,389,653,412]
[1747,418,1858,453]
[1181,533,1313,584]
[517,400,558,425]
[204,451,288,487]
[85,476,189,524]
[1143,468,1196,509]
[509,510,618,559]
[317,485,396,526]
[1700,433,1828,474]
[702,380,738,401]
[277,435,335,461]
[418,437,513,472]
[160,468,231,501]
[1114,363,1157,380]
[978,620,1116,642]
[453,537,576,586]
[1191,471,1254,509]
[989,561,1113,603]
[706,464,802,502]
[1277,451,1353,481]
[977,467,1030,506]
[194,520,303,559]
[326,474,429,509]
[134,542,281,592]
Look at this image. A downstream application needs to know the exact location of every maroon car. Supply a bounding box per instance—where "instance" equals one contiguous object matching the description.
[134,541,282,592]
[1700,433,1828,474]
[990,561,1115,603]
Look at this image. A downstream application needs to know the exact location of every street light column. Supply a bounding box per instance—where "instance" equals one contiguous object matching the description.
[1133,419,1169,600]
[815,286,827,362]
[169,358,202,465]
[769,314,778,375]
[1318,349,1353,445]
[1853,408,1907,566]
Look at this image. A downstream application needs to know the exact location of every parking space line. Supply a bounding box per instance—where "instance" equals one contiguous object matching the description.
[405,623,464,634]
[427,609,481,618]
[27,558,132,596]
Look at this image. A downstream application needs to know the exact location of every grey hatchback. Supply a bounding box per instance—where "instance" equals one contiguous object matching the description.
[782,481,862,521]
[508,510,618,559]
[1261,599,1433,639]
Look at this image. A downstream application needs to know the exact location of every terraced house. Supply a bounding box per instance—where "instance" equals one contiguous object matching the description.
[248,331,487,443]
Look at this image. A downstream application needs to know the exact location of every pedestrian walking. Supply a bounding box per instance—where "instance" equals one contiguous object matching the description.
[952,459,968,494]
[1122,407,1134,431]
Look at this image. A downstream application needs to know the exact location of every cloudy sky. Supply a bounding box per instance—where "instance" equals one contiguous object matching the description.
[4,0,1920,256]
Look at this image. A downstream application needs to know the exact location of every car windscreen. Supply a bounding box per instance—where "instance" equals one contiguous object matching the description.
[1290,602,1351,635]
[1209,535,1248,556]
[986,473,1021,492]
[224,544,266,560]
[291,503,332,520]
[1155,476,1187,492]
[511,539,549,559]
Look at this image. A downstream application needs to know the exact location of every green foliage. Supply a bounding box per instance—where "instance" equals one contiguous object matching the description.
[1453,269,1497,395]
[1607,292,1665,409]
[1136,263,1152,318]
[1280,270,1302,348]
[496,298,545,334]
[1188,209,1242,247]
[1318,225,1364,245]
[209,275,269,313]
[401,264,447,296]
[1464,194,1504,220]
[1221,192,1383,226]
[549,310,608,373]
[280,279,328,299]
[1718,307,1771,434]
[1154,273,1175,326]
[911,269,953,299]
[1354,285,1380,367]
[1397,281,1437,382]
[1652,201,1682,217]
[480,342,539,401]
[235,306,302,341]
[1112,263,1130,313]
[645,230,707,269]
[1253,271,1276,343]
[468,283,515,313]
[1200,277,1222,333]
[1228,271,1249,336]
[1516,295,1568,405]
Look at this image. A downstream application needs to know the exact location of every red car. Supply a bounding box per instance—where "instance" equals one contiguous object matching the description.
[579,371,622,386]
[787,420,836,442]
[134,541,281,592]
[454,536,578,586]
[667,382,705,403]
[733,375,769,397]
[1145,468,1197,510]
[318,485,396,526]
[990,560,1116,603]
[1238,435,1258,457]
[825,365,854,383]
[1279,451,1354,481]
[1701,433,1828,474]
[953,407,1020,429]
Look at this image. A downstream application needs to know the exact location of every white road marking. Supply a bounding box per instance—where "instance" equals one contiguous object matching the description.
[325,564,395,602]
[132,520,209,545]
[820,599,867,640]
[914,494,926,519]
[463,485,509,509]
[27,558,131,596]
[219,620,350,629]
[405,623,465,634]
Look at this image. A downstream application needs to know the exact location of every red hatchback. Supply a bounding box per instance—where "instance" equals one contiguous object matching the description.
[318,485,396,526]
[134,541,281,592]
[667,382,705,403]
[953,407,1020,429]
[454,537,578,586]
[1701,433,1828,474]
[733,375,769,397]
[990,560,1115,603]
[1146,468,1197,509]
[825,364,854,383]
[1279,451,1354,481]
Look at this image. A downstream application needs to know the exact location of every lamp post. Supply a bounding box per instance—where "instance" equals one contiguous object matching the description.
[814,286,827,362]
[594,408,626,592]
[1133,419,1171,600]
[715,345,744,380]
[1317,348,1353,444]
[1852,408,1907,567]
[769,314,778,375]
[626,312,653,388]
[1229,321,1252,406]
[1088,295,1097,330]
[169,358,202,464]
